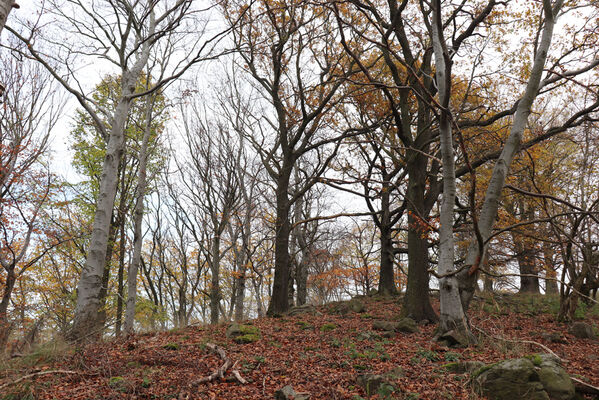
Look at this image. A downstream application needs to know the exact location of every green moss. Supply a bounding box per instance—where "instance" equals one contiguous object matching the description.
[295,321,313,330]
[471,363,496,379]
[321,323,337,332]
[442,362,461,372]
[525,354,543,366]
[162,342,180,350]
[234,333,260,343]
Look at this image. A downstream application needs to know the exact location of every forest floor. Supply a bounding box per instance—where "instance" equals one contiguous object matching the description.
[1,294,598,400]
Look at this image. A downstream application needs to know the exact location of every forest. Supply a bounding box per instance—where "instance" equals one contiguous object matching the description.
[0,0,599,399]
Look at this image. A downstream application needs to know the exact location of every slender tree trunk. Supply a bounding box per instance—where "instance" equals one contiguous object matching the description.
[115,206,126,336]
[543,242,558,295]
[430,5,471,340]
[378,175,397,295]
[124,97,153,334]
[210,235,221,324]
[458,0,563,312]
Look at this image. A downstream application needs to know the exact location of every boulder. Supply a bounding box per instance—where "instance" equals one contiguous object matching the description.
[540,332,568,344]
[349,298,366,313]
[569,322,596,339]
[274,385,310,400]
[395,318,418,333]
[372,320,395,332]
[473,354,575,400]
[226,323,261,344]
[356,368,403,396]
[443,360,485,374]
[436,329,472,347]
[287,304,321,316]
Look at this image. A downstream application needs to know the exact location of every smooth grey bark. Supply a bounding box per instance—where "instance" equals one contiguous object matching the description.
[458,0,564,311]
[430,1,470,338]
[70,27,153,340]
[0,0,17,38]
[123,96,155,334]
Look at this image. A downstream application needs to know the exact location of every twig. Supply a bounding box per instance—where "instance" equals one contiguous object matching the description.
[0,370,80,390]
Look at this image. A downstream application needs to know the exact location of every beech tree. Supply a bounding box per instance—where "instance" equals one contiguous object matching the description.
[8,0,226,341]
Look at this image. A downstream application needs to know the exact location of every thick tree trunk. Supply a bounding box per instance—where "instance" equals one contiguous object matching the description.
[0,0,17,38]
[0,267,16,350]
[267,167,293,315]
[69,72,139,342]
[402,166,437,322]
[97,218,118,329]
[458,0,563,312]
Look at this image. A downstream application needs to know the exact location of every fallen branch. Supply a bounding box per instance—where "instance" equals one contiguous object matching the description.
[571,377,599,396]
[471,325,566,363]
[191,343,247,385]
[0,370,79,390]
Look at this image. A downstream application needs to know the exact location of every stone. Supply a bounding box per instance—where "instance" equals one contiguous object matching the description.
[536,354,575,400]
[395,318,418,333]
[443,360,485,374]
[356,374,386,396]
[569,322,596,339]
[540,332,568,344]
[274,385,310,400]
[473,354,575,400]
[287,304,321,316]
[349,298,366,313]
[437,329,472,347]
[372,320,395,331]
[226,323,261,343]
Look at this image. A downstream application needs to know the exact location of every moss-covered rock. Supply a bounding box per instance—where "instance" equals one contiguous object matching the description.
[442,360,485,374]
[226,323,261,343]
[395,318,418,333]
[473,354,575,400]
[372,320,395,331]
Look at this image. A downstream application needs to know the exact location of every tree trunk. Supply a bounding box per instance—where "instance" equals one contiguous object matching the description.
[0,0,16,37]
[210,234,221,324]
[0,267,16,350]
[69,73,138,342]
[123,97,154,334]
[378,175,397,295]
[115,207,126,336]
[457,0,563,312]
[402,165,437,322]
[267,167,293,315]
[97,218,119,330]
[430,6,471,340]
